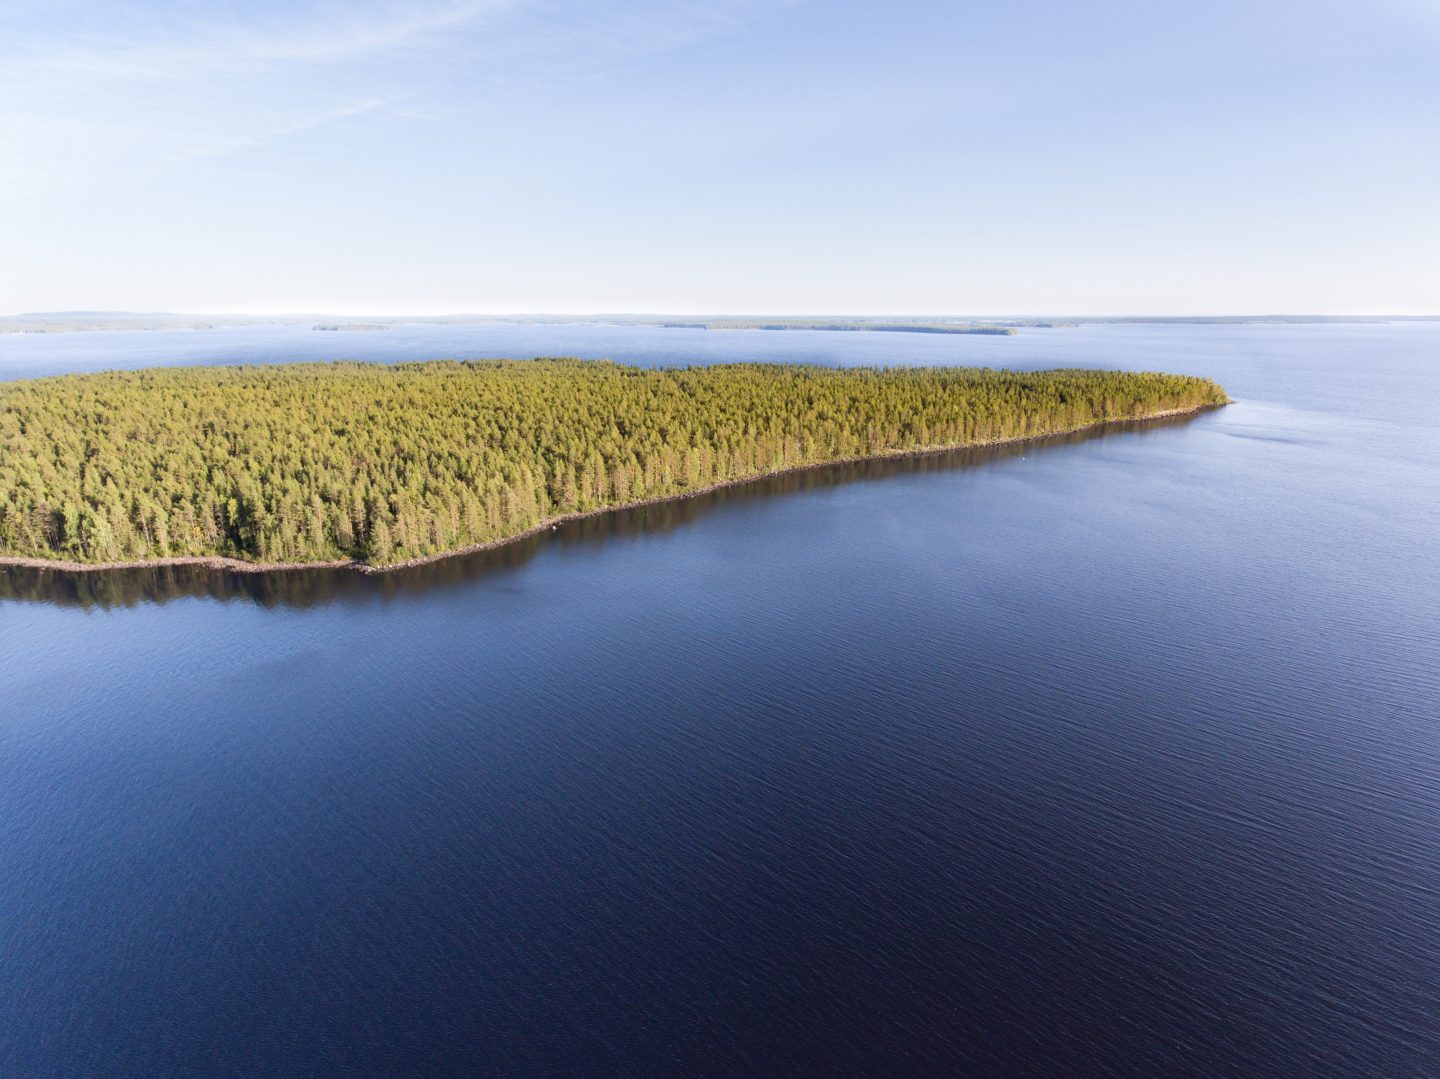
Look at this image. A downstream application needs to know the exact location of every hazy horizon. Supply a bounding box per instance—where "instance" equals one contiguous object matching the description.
[6,309,1440,322]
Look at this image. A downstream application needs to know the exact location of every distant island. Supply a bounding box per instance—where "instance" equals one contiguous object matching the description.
[4,310,1435,335]
[0,359,1227,572]
[659,319,1016,335]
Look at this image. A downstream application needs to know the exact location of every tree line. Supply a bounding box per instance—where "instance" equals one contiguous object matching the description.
[0,358,1226,566]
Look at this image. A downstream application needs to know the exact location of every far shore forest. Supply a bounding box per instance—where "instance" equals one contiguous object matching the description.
[0,359,1226,566]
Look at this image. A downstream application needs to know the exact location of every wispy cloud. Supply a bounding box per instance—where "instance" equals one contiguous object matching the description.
[185,98,397,161]
[0,1,520,198]
[0,0,782,201]
[6,1,519,79]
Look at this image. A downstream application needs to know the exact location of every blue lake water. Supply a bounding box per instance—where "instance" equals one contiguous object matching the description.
[2,322,1438,1076]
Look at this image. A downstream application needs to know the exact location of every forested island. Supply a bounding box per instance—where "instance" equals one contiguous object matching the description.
[659,319,1016,334]
[0,359,1226,570]
[6,311,1434,335]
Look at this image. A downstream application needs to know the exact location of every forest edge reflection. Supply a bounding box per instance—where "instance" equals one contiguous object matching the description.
[0,411,1207,610]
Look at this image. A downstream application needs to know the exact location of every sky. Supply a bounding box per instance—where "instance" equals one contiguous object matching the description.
[2,0,1438,316]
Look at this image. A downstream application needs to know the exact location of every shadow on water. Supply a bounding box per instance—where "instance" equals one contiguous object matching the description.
[0,413,1204,610]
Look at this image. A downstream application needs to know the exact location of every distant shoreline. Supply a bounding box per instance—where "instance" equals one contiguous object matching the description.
[658,321,1018,334]
[0,402,1226,578]
[3,313,1437,336]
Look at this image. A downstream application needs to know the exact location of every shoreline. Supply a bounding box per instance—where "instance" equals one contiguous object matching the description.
[0,402,1226,577]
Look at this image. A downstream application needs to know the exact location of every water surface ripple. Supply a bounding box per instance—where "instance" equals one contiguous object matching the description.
[2,322,1438,1077]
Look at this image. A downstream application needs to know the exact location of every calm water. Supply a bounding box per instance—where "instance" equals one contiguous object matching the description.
[2,323,1438,1077]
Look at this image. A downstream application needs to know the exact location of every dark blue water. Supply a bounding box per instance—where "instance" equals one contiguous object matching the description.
[2,324,1438,1076]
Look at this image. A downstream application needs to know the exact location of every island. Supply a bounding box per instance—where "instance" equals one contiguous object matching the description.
[0,359,1227,571]
[7,311,1436,336]
[660,319,1017,334]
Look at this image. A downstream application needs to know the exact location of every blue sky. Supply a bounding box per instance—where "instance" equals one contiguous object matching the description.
[3,0,1437,315]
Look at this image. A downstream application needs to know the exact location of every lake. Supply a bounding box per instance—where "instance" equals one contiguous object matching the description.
[2,322,1437,1076]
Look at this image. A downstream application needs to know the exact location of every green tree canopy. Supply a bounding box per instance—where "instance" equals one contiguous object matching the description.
[0,359,1226,566]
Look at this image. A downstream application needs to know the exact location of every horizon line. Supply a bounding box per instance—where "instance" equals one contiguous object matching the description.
[6,310,1440,321]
